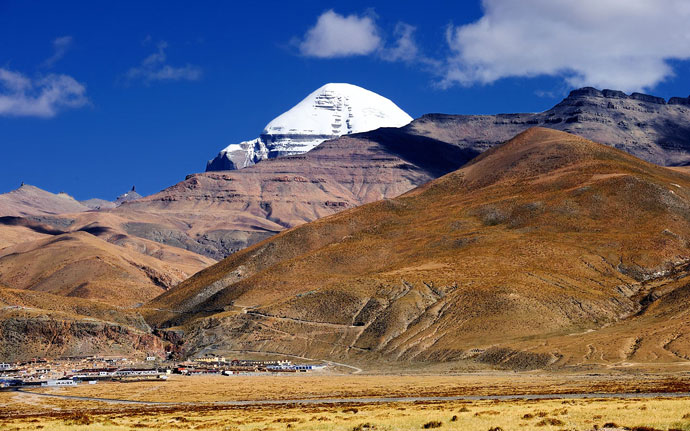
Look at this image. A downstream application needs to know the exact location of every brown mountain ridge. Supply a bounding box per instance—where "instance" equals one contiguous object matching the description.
[143,128,690,370]
[106,87,690,263]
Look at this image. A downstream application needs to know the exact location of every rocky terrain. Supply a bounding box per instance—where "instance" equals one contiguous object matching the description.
[206,83,413,171]
[143,128,690,369]
[0,208,215,360]
[0,214,210,360]
[409,87,690,166]
[0,286,164,361]
[115,186,142,205]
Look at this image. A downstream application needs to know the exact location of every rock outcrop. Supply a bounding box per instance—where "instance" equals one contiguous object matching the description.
[0,287,165,361]
[407,87,690,166]
[115,186,142,205]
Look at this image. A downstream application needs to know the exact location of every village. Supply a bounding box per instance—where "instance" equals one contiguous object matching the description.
[0,355,326,389]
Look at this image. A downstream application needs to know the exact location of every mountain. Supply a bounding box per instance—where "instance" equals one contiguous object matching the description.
[113,126,477,260]
[0,216,57,249]
[115,88,690,262]
[410,87,690,166]
[0,184,90,217]
[144,128,690,369]
[0,212,215,361]
[206,83,413,171]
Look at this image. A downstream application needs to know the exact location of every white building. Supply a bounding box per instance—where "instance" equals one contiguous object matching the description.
[114,369,159,377]
[42,379,76,387]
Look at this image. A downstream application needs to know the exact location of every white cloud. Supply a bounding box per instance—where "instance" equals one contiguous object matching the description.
[443,0,690,92]
[299,10,382,58]
[42,36,73,68]
[381,23,418,63]
[0,68,88,117]
[126,41,202,84]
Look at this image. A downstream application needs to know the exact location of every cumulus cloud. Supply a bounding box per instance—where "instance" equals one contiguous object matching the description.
[443,0,690,92]
[126,41,202,84]
[42,36,73,68]
[298,10,429,66]
[299,10,382,58]
[381,23,419,62]
[0,68,88,117]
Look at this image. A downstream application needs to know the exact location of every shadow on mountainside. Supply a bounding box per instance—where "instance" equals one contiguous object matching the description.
[358,127,482,177]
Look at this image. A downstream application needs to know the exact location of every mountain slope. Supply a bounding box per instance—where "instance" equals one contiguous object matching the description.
[114,128,477,259]
[207,83,413,170]
[144,128,690,368]
[0,286,164,361]
[0,230,213,306]
[0,184,89,217]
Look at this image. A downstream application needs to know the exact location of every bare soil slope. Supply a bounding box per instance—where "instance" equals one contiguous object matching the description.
[0,230,215,306]
[0,287,163,361]
[144,128,690,369]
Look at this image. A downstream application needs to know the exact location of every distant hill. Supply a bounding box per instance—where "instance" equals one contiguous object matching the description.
[0,230,210,305]
[0,184,89,217]
[80,198,116,210]
[144,128,690,369]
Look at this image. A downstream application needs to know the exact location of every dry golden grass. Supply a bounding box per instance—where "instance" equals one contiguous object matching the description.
[2,394,690,430]
[17,374,690,404]
[4,374,690,430]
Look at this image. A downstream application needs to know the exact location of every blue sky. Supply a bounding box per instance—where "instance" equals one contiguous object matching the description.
[2,0,690,200]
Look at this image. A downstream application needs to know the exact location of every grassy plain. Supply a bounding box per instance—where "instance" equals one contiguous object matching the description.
[1,373,690,430]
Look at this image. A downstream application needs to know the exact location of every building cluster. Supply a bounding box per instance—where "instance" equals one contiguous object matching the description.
[0,355,166,389]
[174,357,324,375]
[0,355,326,388]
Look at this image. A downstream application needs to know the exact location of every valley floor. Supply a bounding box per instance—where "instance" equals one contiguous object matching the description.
[1,373,690,430]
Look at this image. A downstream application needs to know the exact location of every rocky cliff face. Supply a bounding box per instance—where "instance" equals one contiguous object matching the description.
[0,287,166,361]
[0,314,164,361]
[408,87,690,166]
[206,83,413,171]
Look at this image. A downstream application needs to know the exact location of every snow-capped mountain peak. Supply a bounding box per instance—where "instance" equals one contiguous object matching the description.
[207,83,413,171]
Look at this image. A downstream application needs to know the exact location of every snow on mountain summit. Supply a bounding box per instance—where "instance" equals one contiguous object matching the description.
[207,83,413,171]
